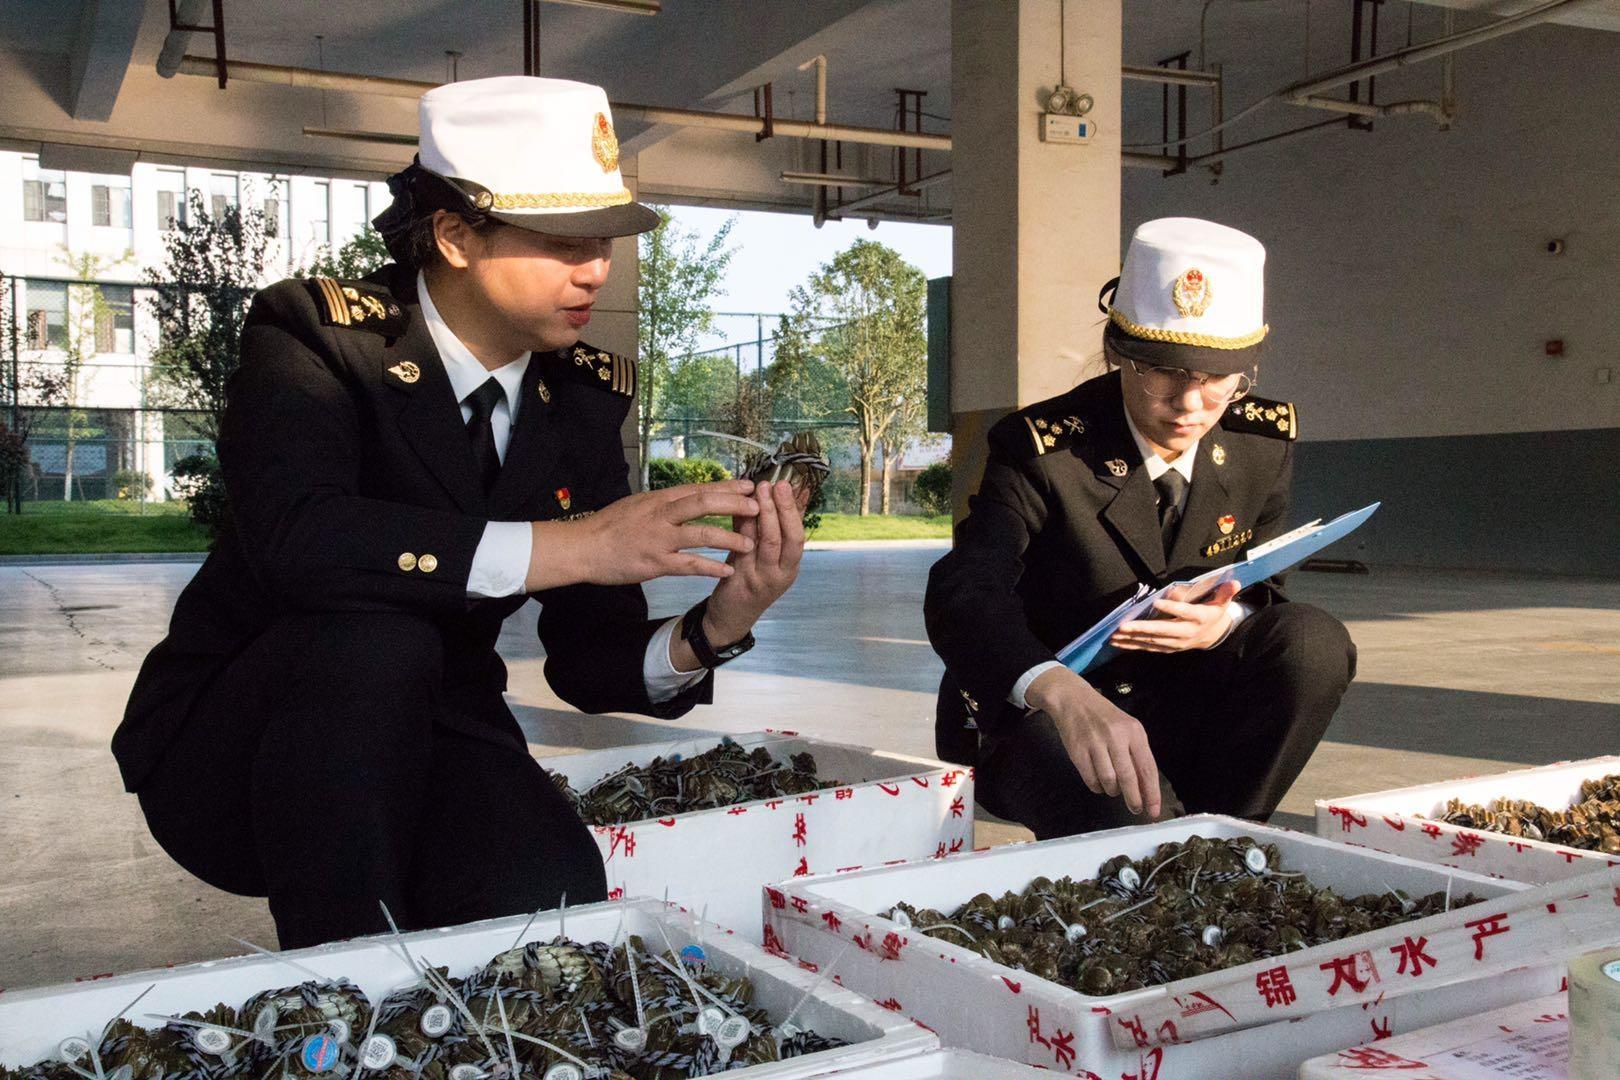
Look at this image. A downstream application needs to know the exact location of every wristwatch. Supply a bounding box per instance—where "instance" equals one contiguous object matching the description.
[680,599,755,669]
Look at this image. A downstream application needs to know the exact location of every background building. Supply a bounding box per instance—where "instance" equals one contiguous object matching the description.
[0,151,388,502]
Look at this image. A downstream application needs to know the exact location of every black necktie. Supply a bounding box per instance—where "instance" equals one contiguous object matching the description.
[464,377,504,494]
[1154,470,1187,557]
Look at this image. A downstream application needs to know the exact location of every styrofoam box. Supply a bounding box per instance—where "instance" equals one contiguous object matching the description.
[767,815,1561,1080]
[539,732,974,940]
[822,1048,1050,1076]
[1299,993,1568,1078]
[1316,757,1620,884]
[0,898,936,1078]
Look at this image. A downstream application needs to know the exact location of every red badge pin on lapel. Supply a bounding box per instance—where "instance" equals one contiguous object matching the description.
[556,487,571,511]
[1218,514,1236,535]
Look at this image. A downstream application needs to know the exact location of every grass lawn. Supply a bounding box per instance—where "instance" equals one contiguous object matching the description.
[0,500,210,555]
[807,512,951,541]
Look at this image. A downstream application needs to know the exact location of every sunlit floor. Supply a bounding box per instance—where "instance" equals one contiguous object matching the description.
[3,544,1617,989]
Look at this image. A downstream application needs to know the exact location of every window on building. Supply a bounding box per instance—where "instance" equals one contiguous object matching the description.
[263,178,290,239]
[22,158,67,223]
[25,281,69,350]
[309,181,331,244]
[345,181,372,239]
[156,170,187,230]
[91,177,133,229]
[94,285,136,354]
[210,173,239,219]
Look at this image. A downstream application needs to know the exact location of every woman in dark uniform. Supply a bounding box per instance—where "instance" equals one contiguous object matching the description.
[114,77,807,948]
[925,217,1356,839]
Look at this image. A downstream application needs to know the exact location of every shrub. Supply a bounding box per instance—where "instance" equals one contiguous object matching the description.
[112,469,153,500]
[913,461,952,517]
[647,457,731,490]
[169,453,230,536]
[0,421,27,497]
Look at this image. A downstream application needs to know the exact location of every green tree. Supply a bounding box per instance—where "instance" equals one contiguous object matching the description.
[302,225,390,280]
[788,240,926,515]
[54,247,134,501]
[638,207,737,486]
[144,189,274,445]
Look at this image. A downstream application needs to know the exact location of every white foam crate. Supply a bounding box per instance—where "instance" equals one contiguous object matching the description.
[1299,992,1568,1077]
[823,1048,1050,1076]
[540,731,974,940]
[766,814,1580,1080]
[0,898,936,1078]
[1316,757,1620,884]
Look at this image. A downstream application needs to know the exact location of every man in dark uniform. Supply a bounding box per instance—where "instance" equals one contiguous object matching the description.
[925,218,1356,839]
[113,77,807,948]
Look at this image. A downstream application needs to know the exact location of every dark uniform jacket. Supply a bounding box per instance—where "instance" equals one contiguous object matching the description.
[924,369,1297,762]
[113,264,710,792]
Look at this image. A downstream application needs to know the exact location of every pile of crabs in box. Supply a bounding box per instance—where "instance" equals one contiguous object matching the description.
[5,733,1620,1079]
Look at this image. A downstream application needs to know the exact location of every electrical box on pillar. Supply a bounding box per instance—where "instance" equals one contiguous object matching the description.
[1042,112,1097,144]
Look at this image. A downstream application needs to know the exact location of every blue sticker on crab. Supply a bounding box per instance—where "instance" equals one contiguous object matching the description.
[300,1033,340,1073]
[679,945,707,965]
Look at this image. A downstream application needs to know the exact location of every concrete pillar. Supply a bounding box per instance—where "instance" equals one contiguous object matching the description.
[949,0,1121,514]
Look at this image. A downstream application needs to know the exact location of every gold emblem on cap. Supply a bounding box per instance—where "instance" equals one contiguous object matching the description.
[1106,458,1128,477]
[1211,444,1226,466]
[474,190,494,210]
[388,362,421,384]
[592,112,620,173]
[1172,267,1214,318]
[536,379,551,403]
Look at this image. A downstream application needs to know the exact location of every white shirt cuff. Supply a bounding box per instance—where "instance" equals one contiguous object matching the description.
[1010,660,1066,710]
[466,521,532,599]
[1211,599,1250,647]
[645,616,708,703]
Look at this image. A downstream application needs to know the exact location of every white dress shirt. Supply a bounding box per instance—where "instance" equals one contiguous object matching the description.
[1008,401,1249,710]
[418,273,704,702]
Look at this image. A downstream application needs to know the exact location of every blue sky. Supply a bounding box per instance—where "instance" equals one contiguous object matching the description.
[663,205,952,353]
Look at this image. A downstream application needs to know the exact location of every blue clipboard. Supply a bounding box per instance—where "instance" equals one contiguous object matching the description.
[1056,502,1379,675]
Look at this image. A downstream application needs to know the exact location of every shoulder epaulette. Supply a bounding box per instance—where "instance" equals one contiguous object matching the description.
[996,408,1090,458]
[1221,395,1298,440]
[303,277,409,339]
[562,343,637,398]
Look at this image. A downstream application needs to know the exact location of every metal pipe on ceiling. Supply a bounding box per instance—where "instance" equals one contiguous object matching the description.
[1290,95,1449,121]
[1122,64,1220,87]
[1276,0,1602,104]
[157,0,214,78]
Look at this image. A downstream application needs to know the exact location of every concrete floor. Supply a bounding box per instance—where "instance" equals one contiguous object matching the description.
[2,544,1617,990]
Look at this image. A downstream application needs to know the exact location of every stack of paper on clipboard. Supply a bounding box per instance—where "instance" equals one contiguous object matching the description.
[1056,502,1379,676]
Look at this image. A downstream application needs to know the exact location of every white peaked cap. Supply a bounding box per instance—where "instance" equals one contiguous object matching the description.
[1105,217,1268,372]
[417,76,657,238]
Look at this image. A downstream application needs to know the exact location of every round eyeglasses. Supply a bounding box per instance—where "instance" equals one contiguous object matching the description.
[1126,358,1254,404]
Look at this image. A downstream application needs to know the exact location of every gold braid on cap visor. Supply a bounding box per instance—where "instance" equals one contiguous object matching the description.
[1109,307,1268,349]
[491,188,633,210]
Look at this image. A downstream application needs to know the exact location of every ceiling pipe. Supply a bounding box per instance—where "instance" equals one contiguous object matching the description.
[1122,64,1220,87]
[1277,0,1601,105]
[157,0,214,78]
[1290,96,1449,121]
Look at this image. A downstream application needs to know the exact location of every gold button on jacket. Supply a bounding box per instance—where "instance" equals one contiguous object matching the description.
[398,552,417,572]
[418,554,439,573]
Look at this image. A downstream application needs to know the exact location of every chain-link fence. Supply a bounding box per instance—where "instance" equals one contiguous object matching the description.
[6,404,211,509]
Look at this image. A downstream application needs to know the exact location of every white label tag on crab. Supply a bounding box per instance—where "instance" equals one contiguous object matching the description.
[1064,923,1088,944]
[57,1037,93,1062]
[359,1034,397,1071]
[1201,925,1225,947]
[326,1018,351,1044]
[1244,847,1268,873]
[448,1065,486,1080]
[193,1027,234,1056]
[419,1004,454,1038]
[1117,867,1141,890]
[542,1066,583,1080]
[612,1027,647,1053]
[714,1016,750,1048]
[696,1006,726,1037]
[253,1007,280,1043]
[996,914,1015,930]
[888,908,912,929]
